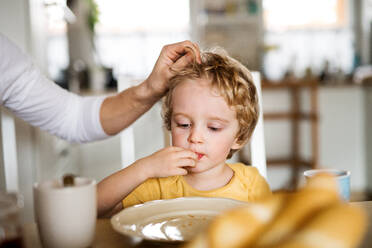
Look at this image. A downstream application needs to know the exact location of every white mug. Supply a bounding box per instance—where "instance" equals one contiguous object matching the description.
[33,177,97,248]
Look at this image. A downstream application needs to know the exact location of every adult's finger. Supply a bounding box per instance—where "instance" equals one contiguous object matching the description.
[186,41,201,63]
[189,42,201,63]
[167,40,201,64]
[171,52,194,72]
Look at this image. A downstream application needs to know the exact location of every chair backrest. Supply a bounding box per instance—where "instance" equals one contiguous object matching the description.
[249,72,267,178]
[118,77,138,169]
[118,72,267,178]
[0,108,19,192]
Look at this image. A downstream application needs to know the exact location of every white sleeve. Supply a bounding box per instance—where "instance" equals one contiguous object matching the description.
[0,33,109,143]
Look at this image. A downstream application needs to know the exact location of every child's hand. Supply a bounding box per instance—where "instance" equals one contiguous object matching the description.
[97,147,196,217]
[137,146,198,179]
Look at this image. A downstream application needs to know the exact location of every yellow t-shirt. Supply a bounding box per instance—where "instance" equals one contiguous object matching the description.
[123,163,271,208]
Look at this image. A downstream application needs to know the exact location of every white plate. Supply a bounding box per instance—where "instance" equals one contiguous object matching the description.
[110,197,247,242]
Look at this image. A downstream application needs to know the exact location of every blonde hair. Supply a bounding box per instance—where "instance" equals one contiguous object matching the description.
[162,48,259,158]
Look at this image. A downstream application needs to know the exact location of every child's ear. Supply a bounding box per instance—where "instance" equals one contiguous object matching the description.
[231,138,244,150]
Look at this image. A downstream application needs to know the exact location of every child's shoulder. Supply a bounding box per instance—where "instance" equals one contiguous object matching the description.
[146,175,181,187]
[228,162,260,177]
[228,163,271,196]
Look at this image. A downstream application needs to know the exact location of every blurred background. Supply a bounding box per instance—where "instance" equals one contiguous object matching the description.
[1,0,372,221]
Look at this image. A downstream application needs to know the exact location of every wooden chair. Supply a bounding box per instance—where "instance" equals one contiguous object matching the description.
[261,79,319,189]
[118,71,267,179]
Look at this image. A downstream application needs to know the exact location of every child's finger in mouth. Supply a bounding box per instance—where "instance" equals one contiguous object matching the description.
[195,152,204,160]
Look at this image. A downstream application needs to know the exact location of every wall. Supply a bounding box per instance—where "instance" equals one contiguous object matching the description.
[318,87,366,191]
[365,87,372,191]
[0,0,30,51]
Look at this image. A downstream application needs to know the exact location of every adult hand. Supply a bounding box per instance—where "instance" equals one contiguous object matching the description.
[100,41,201,136]
[145,40,201,98]
[138,146,198,178]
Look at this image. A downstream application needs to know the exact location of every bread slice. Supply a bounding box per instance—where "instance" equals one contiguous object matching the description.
[273,204,367,248]
[255,174,340,246]
[183,194,287,248]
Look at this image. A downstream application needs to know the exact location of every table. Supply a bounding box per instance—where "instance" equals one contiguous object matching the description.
[353,201,372,248]
[23,219,180,248]
[23,201,372,248]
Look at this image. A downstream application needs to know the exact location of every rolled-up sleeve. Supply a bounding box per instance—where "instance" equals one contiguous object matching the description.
[0,33,108,143]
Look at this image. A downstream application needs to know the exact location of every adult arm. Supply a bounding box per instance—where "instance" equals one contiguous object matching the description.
[0,33,106,143]
[0,34,200,142]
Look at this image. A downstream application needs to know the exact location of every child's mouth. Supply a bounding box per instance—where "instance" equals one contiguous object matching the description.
[195,152,204,160]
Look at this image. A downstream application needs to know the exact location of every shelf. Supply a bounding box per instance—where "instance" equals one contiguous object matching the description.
[264,112,318,121]
[266,158,314,168]
[262,80,318,89]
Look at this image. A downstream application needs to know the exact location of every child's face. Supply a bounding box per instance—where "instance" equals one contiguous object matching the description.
[170,78,242,174]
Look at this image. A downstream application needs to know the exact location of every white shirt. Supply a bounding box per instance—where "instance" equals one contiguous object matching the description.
[0,33,108,143]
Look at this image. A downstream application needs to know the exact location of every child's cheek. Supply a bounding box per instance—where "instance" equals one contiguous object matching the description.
[171,129,188,148]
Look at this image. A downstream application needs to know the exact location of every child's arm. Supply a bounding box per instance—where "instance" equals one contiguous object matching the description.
[97,146,197,217]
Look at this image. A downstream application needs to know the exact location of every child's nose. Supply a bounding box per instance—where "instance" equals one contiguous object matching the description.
[188,127,204,144]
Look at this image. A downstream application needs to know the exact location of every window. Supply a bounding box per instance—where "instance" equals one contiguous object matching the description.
[45,0,69,80]
[45,0,190,82]
[93,0,190,78]
[264,0,346,31]
[262,0,352,80]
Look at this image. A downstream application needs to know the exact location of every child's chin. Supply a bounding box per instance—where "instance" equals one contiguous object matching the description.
[186,166,201,173]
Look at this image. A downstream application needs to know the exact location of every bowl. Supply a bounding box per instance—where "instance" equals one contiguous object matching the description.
[110,197,247,242]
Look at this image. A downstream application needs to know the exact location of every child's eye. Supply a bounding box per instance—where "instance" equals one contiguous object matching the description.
[177,123,191,128]
[208,127,221,132]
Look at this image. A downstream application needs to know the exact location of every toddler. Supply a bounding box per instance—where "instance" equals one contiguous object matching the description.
[97,48,271,217]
